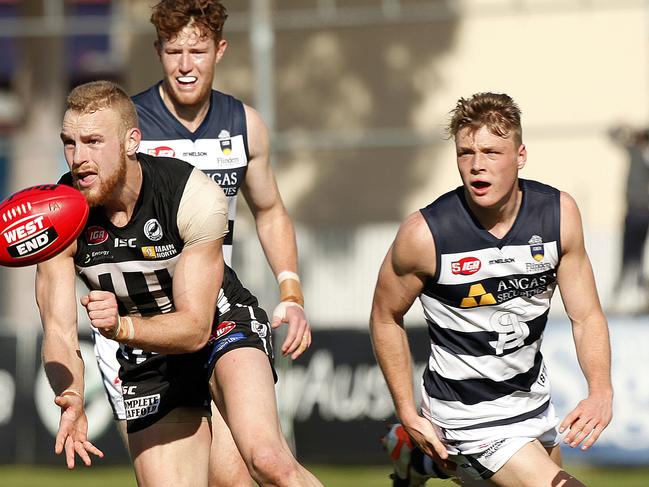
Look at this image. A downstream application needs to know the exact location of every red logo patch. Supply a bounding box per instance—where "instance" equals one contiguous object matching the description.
[86,226,108,245]
[148,146,175,157]
[216,321,236,338]
[451,257,481,275]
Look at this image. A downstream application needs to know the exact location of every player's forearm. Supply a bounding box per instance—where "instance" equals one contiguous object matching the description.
[254,205,299,275]
[572,315,613,396]
[41,329,85,396]
[123,311,214,354]
[370,316,419,421]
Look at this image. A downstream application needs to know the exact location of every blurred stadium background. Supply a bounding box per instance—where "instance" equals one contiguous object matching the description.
[0,0,648,485]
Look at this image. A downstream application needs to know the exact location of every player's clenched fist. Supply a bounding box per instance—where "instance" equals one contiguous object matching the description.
[80,290,120,339]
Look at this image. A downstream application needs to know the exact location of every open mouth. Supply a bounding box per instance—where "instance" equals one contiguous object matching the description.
[471,181,491,189]
[177,76,197,85]
[74,170,97,188]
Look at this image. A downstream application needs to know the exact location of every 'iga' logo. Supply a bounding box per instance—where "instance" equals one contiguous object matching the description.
[148,146,175,157]
[86,226,108,245]
[451,256,481,276]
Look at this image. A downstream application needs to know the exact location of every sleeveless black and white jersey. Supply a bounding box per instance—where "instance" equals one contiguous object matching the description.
[132,83,249,266]
[64,153,250,371]
[419,179,561,431]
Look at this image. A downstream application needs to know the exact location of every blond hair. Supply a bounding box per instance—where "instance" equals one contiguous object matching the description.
[447,92,522,146]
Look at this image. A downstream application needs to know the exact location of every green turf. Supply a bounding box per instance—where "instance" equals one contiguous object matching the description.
[0,464,647,486]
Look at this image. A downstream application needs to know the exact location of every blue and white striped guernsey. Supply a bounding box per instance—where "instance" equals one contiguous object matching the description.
[132,83,250,267]
[419,179,561,430]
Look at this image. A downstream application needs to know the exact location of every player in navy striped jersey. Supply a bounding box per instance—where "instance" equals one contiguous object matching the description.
[88,2,314,486]
[371,93,613,486]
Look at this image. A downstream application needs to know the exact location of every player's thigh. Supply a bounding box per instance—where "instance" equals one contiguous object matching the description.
[546,443,562,467]
[489,440,584,487]
[208,401,253,487]
[211,347,285,453]
[128,407,212,487]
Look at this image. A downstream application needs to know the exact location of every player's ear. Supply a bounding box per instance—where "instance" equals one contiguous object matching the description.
[154,39,162,59]
[517,143,527,170]
[125,128,141,156]
[215,39,228,63]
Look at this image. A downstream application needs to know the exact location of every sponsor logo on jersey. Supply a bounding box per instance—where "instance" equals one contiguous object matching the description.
[141,244,177,259]
[182,151,208,157]
[3,214,59,258]
[529,235,544,261]
[220,139,232,155]
[207,321,237,345]
[124,393,161,420]
[87,226,109,245]
[451,257,481,275]
[218,129,231,138]
[144,218,163,241]
[480,439,507,459]
[115,237,137,248]
[215,332,246,352]
[525,262,552,273]
[489,257,515,265]
[83,250,112,265]
[148,146,175,157]
[460,283,496,308]
[460,273,554,308]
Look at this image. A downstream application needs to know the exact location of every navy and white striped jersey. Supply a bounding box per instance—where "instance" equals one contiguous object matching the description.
[132,83,250,266]
[419,179,561,430]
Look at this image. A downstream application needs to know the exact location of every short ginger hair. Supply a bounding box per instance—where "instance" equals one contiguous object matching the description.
[66,80,138,136]
[151,0,228,43]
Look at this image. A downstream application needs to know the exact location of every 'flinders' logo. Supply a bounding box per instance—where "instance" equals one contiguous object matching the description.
[460,283,496,308]
[529,235,544,262]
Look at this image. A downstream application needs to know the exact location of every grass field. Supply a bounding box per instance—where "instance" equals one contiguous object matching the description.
[0,464,647,487]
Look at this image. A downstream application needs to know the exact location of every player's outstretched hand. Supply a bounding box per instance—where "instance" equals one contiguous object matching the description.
[271,301,312,360]
[53,391,104,468]
[80,290,120,339]
[403,415,455,472]
[559,391,613,450]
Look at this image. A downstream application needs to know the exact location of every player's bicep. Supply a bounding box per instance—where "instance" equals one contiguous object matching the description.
[240,105,281,214]
[371,212,434,323]
[177,169,228,247]
[556,192,603,320]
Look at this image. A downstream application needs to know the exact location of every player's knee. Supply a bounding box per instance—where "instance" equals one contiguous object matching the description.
[248,445,299,484]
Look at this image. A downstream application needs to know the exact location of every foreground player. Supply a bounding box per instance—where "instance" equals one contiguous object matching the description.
[90,3,311,484]
[36,81,321,487]
[370,92,613,486]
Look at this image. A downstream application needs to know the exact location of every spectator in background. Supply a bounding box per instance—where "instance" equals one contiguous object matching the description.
[609,124,649,314]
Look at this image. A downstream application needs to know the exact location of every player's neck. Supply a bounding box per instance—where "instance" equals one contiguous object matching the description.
[467,186,523,239]
[105,162,143,228]
[159,84,210,133]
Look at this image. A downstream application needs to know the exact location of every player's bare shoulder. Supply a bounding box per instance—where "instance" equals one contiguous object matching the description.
[559,190,586,254]
[392,210,436,278]
[243,104,269,161]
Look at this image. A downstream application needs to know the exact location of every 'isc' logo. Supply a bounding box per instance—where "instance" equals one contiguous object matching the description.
[451,257,481,276]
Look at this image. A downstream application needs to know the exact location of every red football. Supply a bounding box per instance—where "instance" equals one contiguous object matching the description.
[0,184,89,267]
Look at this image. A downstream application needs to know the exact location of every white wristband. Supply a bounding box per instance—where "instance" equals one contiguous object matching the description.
[272,300,304,321]
[277,271,300,284]
[120,315,135,342]
[109,316,122,340]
